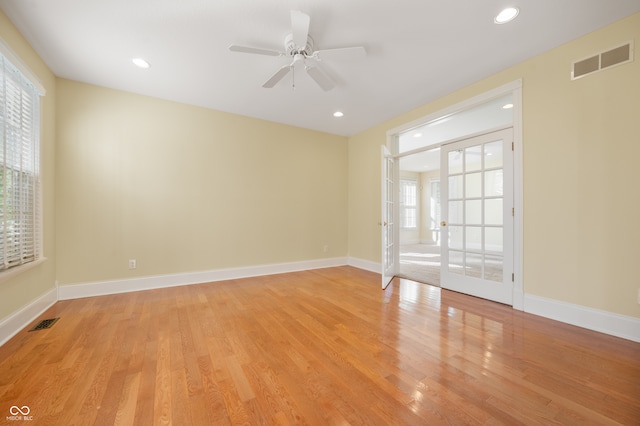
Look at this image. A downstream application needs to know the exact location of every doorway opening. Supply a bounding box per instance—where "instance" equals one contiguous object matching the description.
[383,80,522,308]
[397,148,442,286]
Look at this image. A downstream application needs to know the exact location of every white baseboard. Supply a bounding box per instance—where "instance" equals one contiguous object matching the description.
[524,294,640,343]
[513,287,524,311]
[58,257,349,300]
[0,286,58,346]
[348,257,381,274]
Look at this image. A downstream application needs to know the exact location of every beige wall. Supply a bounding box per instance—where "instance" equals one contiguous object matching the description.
[348,13,640,318]
[0,10,57,321]
[56,80,348,286]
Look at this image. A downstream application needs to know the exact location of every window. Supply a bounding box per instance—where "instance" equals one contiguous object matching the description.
[0,51,42,272]
[399,179,417,228]
[430,179,441,229]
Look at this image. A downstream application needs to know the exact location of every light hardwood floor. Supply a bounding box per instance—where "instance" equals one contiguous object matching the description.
[1,266,639,425]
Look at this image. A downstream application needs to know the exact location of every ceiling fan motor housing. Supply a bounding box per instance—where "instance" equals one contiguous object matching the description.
[284,33,314,57]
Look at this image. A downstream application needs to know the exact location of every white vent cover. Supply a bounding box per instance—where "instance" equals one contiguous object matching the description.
[571,41,634,80]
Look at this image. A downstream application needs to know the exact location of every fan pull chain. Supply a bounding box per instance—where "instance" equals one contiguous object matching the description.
[291,65,296,91]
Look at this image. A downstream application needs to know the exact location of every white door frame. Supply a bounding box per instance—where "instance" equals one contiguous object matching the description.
[384,80,523,310]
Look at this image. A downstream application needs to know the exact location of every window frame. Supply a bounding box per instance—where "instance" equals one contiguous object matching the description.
[0,39,45,280]
[399,178,418,229]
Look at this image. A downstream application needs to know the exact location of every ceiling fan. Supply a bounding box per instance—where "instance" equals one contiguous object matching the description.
[229,10,366,91]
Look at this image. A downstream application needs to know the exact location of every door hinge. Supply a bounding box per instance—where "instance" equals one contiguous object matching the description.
[511,141,514,151]
[512,207,514,216]
[512,273,514,282]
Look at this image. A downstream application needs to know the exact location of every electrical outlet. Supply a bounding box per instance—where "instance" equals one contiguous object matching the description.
[323,245,329,253]
[129,259,137,269]
[637,288,640,305]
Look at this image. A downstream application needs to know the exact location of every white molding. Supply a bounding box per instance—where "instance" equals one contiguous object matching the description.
[524,294,640,343]
[0,37,46,95]
[513,288,524,311]
[0,286,57,346]
[58,257,349,300]
[512,84,524,311]
[348,257,381,274]
[0,257,47,283]
[386,79,522,138]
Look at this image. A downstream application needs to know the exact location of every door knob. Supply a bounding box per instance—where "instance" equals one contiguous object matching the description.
[441,221,447,227]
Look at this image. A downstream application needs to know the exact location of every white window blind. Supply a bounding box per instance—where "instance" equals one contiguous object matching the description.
[0,51,42,272]
[399,179,417,229]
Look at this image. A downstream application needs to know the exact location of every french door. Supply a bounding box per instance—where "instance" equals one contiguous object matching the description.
[381,145,396,289]
[440,128,514,304]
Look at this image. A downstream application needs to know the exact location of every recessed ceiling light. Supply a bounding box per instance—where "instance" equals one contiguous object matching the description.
[502,103,514,109]
[132,58,151,69]
[413,133,423,138]
[494,7,519,24]
[333,111,344,118]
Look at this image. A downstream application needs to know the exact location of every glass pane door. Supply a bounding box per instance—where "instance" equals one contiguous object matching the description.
[381,145,396,288]
[440,128,513,305]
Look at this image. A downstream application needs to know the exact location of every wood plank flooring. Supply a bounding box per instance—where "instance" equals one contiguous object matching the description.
[1,266,639,425]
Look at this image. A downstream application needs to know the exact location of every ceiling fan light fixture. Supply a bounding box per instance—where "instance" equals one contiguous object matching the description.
[293,53,306,65]
[494,7,519,24]
[229,10,366,91]
[132,57,151,69]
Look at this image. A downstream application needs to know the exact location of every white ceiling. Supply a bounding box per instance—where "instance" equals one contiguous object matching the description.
[1,1,639,136]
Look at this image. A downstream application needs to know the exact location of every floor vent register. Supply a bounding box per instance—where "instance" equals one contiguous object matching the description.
[29,318,60,331]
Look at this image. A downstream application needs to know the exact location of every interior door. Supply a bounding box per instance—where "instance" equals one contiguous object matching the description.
[381,145,396,289]
[440,128,514,304]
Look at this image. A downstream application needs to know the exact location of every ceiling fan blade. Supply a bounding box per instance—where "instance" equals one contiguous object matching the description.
[314,46,366,61]
[305,64,335,91]
[291,10,310,48]
[262,65,291,88]
[229,45,282,57]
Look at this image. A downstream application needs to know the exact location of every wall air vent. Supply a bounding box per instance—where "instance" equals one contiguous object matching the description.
[571,41,633,80]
